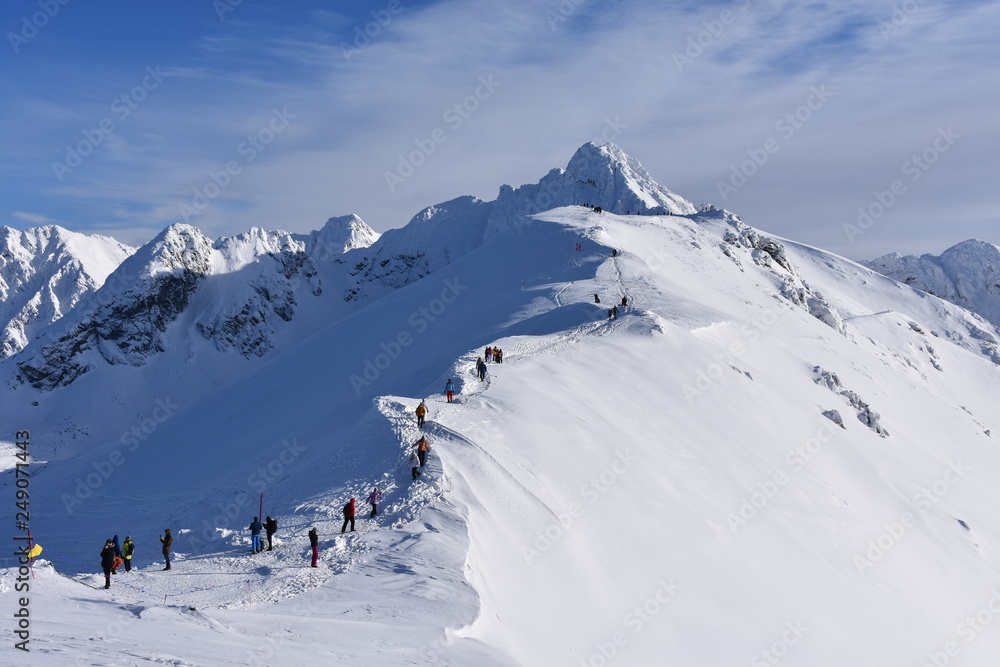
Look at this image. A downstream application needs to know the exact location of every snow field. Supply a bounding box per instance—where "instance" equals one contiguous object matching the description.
[5,206,1000,664]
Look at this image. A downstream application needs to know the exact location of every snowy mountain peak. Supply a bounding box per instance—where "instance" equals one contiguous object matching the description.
[121,222,215,281]
[214,227,305,267]
[485,143,696,239]
[309,214,379,259]
[562,141,698,215]
[864,238,1000,327]
[0,225,134,358]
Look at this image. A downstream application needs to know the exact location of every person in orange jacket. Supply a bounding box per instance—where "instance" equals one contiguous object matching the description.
[414,436,431,467]
[415,401,427,428]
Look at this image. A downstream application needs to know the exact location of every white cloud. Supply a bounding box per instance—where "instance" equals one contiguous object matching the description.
[4,0,998,259]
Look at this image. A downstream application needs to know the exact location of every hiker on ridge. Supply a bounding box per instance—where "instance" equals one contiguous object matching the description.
[415,400,427,428]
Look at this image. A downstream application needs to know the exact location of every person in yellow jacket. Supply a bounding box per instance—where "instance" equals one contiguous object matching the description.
[122,536,135,572]
[415,400,427,428]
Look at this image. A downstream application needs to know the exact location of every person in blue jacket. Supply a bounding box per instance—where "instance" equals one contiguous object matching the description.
[445,379,456,403]
[249,516,263,554]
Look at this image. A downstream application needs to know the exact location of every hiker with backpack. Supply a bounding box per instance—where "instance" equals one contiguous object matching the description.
[477,357,487,381]
[341,498,357,533]
[414,436,431,467]
[415,401,427,428]
[265,516,278,551]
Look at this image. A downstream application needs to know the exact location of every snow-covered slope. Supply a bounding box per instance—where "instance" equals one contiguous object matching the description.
[864,239,1000,327]
[0,225,134,358]
[10,217,379,393]
[4,145,1000,665]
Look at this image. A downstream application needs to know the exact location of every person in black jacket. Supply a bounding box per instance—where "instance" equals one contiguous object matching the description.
[111,535,122,574]
[160,529,172,570]
[100,539,116,589]
[265,516,278,551]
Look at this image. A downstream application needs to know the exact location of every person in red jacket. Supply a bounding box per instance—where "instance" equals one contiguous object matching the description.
[341,498,356,533]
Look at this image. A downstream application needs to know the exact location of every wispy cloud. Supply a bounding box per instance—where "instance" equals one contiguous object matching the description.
[10,211,59,225]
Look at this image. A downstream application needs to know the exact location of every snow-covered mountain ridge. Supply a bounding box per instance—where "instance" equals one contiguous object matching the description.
[4,144,1000,665]
[0,225,134,359]
[10,216,379,391]
[5,142,696,394]
[864,239,1000,327]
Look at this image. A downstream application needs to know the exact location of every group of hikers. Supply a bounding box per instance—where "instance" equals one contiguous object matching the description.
[247,515,279,554]
[595,294,629,319]
[98,535,134,589]
[95,345,489,588]
[473,345,504,382]
[99,529,170,589]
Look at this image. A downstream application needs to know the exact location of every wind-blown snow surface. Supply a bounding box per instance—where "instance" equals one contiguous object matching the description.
[6,213,1000,662]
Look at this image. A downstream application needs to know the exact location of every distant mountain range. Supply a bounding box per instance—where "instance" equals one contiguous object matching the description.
[863,240,1000,327]
[1,142,697,394]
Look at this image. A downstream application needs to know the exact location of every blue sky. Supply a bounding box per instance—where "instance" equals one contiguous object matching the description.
[2,0,997,259]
